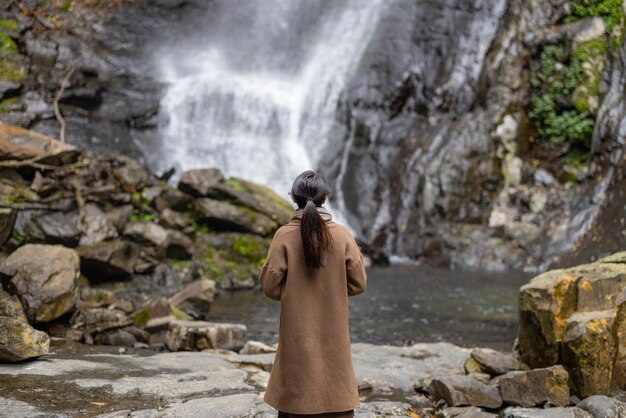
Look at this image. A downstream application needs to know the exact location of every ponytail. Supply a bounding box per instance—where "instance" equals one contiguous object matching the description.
[301,198,333,269]
[290,170,333,269]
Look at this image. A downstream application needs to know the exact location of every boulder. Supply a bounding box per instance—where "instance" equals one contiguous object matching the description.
[79,204,118,246]
[154,187,194,212]
[576,395,626,418]
[501,407,592,418]
[0,316,50,362]
[178,168,224,197]
[164,229,194,259]
[123,221,169,247]
[194,198,278,236]
[76,287,114,309]
[496,365,570,407]
[0,244,79,323]
[428,375,502,408]
[516,252,626,396]
[202,176,294,225]
[561,310,615,397]
[193,232,270,289]
[0,125,79,166]
[614,289,626,390]
[470,347,518,376]
[0,288,27,322]
[165,320,247,352]
[132,297,191,330]
[109,154,152,192]
[167,278,215,320]
[69,308,132,334]
[159,207,191,229]
[77,239,139,279]
[517,270,578,367]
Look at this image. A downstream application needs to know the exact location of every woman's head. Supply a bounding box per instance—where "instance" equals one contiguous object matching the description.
[290,170,333,269]
[290,170,329,208]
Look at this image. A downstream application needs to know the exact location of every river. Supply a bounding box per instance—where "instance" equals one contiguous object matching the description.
[209,264,532,351]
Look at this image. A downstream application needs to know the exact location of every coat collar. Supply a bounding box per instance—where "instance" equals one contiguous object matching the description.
[290,206,333,222]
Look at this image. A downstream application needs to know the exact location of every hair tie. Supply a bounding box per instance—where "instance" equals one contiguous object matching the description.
[306,197,313,202]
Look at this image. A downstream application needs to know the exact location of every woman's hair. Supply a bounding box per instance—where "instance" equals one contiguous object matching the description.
[290,170,333,269]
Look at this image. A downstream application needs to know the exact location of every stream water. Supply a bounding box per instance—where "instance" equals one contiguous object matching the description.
[210,264,532,351]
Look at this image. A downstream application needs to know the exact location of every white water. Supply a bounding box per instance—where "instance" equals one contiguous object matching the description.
[149,0,386,223]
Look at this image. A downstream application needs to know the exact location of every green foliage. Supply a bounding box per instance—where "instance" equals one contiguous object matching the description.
[0,33,17,54]
[528,41,603,149]
[566,0,623,32]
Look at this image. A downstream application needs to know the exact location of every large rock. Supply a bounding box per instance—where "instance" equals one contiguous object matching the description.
[0,244,79,323]
[561,310,615,397]
[193,232,270,289]
[0,316,49,362]
[576,395,626,418]
[0,125,79,166]
[69,308,132,335]
[178,168,224,197]
[429,375,502,408]
[167,278,215,320]
[470,347,518,376]
[202,176,294,225]
[495,365,570,407]
[0,289,27,322]
[165,320,247,352]
[194,197,278,236]
[614,289,626,390]
[501,407,592,418]
[516,252,626,396]
[77,239,139,280]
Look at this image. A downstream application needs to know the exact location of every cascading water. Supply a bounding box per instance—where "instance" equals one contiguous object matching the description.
[148,0,386,212]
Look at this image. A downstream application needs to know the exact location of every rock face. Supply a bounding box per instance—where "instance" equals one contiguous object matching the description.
[0,316,49,362]
[0,244,80,323]
[516,252,626,397]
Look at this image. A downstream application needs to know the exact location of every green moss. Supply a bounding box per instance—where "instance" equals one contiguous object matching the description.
[0,19,18,32]
[132,306,150,326]
[0,60,24,82]
[0,33,17,54]
[60,0,71,12]
[225,178,246,192]
[0,97,19,113]
[232,235,268,265]
[170,304,190,320]
[566,0,624,32]
[129,212,155,223]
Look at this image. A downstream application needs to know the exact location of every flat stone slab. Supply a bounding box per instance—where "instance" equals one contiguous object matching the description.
[0,341,469,416]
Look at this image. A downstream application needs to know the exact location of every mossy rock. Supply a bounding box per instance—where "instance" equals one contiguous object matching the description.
[0,58,24,82]
[193,232,270,290]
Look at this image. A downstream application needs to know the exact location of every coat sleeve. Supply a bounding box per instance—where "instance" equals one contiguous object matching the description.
[346,234,367,297]
[258,233,287,301]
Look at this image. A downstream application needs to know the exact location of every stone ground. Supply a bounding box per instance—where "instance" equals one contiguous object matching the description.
[0,339,471,417]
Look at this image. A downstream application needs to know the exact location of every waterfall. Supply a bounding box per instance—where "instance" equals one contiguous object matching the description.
[148,0,386,212]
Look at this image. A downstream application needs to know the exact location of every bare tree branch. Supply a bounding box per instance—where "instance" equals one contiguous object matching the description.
[54,66,76,144]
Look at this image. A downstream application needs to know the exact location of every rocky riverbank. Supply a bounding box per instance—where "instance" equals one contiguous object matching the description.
[0,124,298,358]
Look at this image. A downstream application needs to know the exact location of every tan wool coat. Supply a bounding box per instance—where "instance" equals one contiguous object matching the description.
[258,207,367,414]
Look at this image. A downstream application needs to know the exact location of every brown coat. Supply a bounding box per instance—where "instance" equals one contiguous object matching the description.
[258,211,367,414]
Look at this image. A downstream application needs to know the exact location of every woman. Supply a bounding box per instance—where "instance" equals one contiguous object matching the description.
[258,170,367,417]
